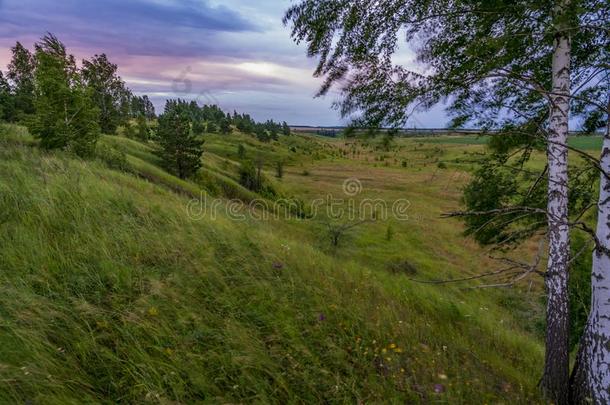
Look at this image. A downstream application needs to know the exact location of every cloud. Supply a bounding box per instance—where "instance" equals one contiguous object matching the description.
[0,0,259,57]
[0,0,448,126]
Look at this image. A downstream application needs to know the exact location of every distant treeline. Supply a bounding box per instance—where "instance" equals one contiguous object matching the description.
[292,126,602,138]
[164,100,291,142]
[0,33,293,158]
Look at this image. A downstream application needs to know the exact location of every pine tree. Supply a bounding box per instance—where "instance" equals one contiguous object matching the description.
[282,121,291,136]
[156,100,203,179]
[192,119,205,135]
[206,121,218,134]
[130,95,156,119]
[28,34,100,156]
[220,118,232,134]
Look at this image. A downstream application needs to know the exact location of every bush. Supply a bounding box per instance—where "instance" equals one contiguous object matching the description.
[239,160,262,192]
[95,143,129,171]
[276,161,284,179]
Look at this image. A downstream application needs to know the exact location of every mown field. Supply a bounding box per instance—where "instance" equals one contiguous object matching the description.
[0,125,557,403]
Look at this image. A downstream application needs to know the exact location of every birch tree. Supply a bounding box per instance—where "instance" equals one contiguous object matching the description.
[571,89,610,403]
[284,1,605,402]
[543,2,572,398]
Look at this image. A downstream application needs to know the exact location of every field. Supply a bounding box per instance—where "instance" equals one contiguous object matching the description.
[0,125,567,403]
[415,134,603,150]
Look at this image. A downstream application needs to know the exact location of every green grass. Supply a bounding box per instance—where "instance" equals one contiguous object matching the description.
[415,134,604,150]
[0,127,546,403]
[415,135,491,145]
[568,135,604,151]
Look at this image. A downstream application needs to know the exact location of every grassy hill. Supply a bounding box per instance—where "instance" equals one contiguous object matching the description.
[0,125,546,403]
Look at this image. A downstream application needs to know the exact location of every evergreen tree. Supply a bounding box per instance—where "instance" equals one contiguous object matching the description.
[206,121,218,133]
[81,54,131,134]
[282,121,291,136]
[28,34,100,156]
[192,119,206,135]
[142,95,156,119]
[7,42,35,118]
[130,95,156,119]
[156,100,203,179]
[254,125,269,142]
[220,118,232,134]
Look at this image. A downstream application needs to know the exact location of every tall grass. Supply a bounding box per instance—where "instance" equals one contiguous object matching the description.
[0,130,544,403]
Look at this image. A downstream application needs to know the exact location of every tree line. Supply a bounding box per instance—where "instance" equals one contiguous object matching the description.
[177,100,291,141]
[0,33,293,182]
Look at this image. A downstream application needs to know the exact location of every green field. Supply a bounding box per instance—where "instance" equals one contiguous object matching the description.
[416,134,603,150]
[0,126,555,403]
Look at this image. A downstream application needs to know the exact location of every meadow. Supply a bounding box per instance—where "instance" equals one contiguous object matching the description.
[415,133,603,149]
[0,124,558,403]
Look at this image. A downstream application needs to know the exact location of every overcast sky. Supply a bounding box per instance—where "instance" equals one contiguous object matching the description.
[0,0,447,126]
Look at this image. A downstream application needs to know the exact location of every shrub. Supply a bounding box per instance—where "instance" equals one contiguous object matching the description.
[239,160,260,191]
[276,161,284,179]
[95,143,129,171]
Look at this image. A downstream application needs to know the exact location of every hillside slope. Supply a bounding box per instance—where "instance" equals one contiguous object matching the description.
[0,129,543,403]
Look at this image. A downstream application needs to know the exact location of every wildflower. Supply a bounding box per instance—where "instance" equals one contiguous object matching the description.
[318,313,326,322]
[389,343,396,349]
[434,384,445,393]
[438,373,448,380]
[272,262,284,270]
[148,307,159,316]
[394,348,403,353]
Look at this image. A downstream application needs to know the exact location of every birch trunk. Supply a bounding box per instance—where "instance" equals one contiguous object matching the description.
[571,105,610,404]
[540,28,571,405]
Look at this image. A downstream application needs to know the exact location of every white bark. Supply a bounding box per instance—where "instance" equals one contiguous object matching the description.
[582,111,610,403]
[541,28,571,404]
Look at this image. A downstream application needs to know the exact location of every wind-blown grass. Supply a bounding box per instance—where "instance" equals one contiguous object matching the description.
[0,129,545,403]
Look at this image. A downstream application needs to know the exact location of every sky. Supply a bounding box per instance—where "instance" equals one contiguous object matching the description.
[0,0,447,127]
